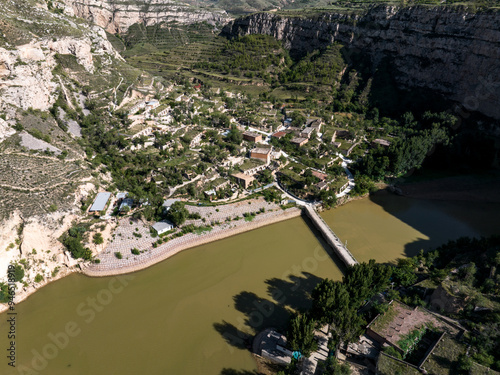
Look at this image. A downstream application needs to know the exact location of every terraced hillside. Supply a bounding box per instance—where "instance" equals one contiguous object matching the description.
[0,153,90,219]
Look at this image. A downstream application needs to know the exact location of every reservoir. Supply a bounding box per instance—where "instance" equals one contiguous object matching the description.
[2,192,500,374]
[321,191,500,263]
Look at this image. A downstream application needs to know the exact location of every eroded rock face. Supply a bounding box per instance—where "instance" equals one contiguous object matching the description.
[0,118,15,142]
[63,0,231,34]
[0,25,121,111]
[223,6,500,120]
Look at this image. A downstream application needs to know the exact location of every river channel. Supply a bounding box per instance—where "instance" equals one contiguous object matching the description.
[1,192,499,374]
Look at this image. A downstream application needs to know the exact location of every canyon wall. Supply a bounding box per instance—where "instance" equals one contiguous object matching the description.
[63,0,231,34]
[222,6,500,120]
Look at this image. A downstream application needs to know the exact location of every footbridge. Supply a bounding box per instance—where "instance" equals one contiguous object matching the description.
[303,206,358,267]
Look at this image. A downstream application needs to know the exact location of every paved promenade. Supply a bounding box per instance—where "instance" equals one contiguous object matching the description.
[83,199,301,276]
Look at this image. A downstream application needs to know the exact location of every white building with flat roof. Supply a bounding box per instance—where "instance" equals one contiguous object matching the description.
[152,220,175,235]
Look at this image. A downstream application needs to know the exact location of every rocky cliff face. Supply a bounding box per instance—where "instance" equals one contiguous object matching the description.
[0,25,121,111]
[223,7,500,120]
[63,0,231,34]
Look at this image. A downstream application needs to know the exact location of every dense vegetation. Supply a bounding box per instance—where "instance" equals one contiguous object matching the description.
[278,236,500,373]
[354,111,454,179]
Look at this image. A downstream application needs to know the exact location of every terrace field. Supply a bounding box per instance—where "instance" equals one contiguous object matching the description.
[0,153,91,218]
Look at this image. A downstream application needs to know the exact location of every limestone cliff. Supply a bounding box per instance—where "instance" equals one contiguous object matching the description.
[0,25,121,111]
[222,6,500,120]
[62,0,231,34]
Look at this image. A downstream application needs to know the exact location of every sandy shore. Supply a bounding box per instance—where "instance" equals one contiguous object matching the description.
[0,202,301,312]
[83,207,302,277]
[0,267,77,314]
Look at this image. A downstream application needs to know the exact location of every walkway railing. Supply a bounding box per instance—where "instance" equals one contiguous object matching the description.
[304,206,358,267]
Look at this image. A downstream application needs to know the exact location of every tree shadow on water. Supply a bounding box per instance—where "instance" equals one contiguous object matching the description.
[265,272,323,312]
[213,272,327,352]
[213,320,250,350]
[219,369,261,375]
[233,291,291,333]
[212,290,290,352]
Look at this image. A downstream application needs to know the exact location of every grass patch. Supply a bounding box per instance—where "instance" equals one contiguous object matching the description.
[422,335,466,375]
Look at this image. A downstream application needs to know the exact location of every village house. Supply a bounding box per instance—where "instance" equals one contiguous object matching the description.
[204,189,217,200]
[300,127,315,139]
[190,131,205,148]
[242,163,267,176]
[243,131,262,143]
[272,131,287,139]
[316,181,329,191]
[89,192,111,214]
[231,173,255,189]
[221,156,244,168]
[312,171,328,181]
[145,100,160,110]
[119,198,134,213]
[286,127,302,135]
[335,130,350,139]
[162,199,180,212]
[372,138,391,148]
[307,118,323,132]
[129,101,146,115]
[290,137,309,147]
[152,220,175,235]
[366,300,461,357]
[213,179,230,191]
[250,147,272,164]
[156,107,171,118]
[131,127,153,139]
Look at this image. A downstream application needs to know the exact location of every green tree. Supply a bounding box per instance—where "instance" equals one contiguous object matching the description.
[166,201,189,227]
[287,313,317,357]
[392,258,418,287]
[343,260,392,308]
[13,264,24,282]
[319,189,337,209]
[0,283,10,303]
[311,279,364,348]
[226,126,242,144]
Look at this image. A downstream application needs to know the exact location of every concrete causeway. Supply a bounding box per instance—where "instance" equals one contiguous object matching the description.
[304,205,358,267]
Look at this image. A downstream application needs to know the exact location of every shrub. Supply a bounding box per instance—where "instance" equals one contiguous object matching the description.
[34,274,44,283]
[51,267,60,277]
[188,212,201,219]
[131,248,140,255]
[93,232,104,245]
[114,252,122,259]
[12,264,24,282]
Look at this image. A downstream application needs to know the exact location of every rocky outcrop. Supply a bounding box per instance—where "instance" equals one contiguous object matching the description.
[222,6,500,120]
[430,284,464,314]
[63,0,231,34]
[0,25,121,111]
[0,118,16,142]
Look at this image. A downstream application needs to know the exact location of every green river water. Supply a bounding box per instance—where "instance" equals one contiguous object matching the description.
[1,193,500,375]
